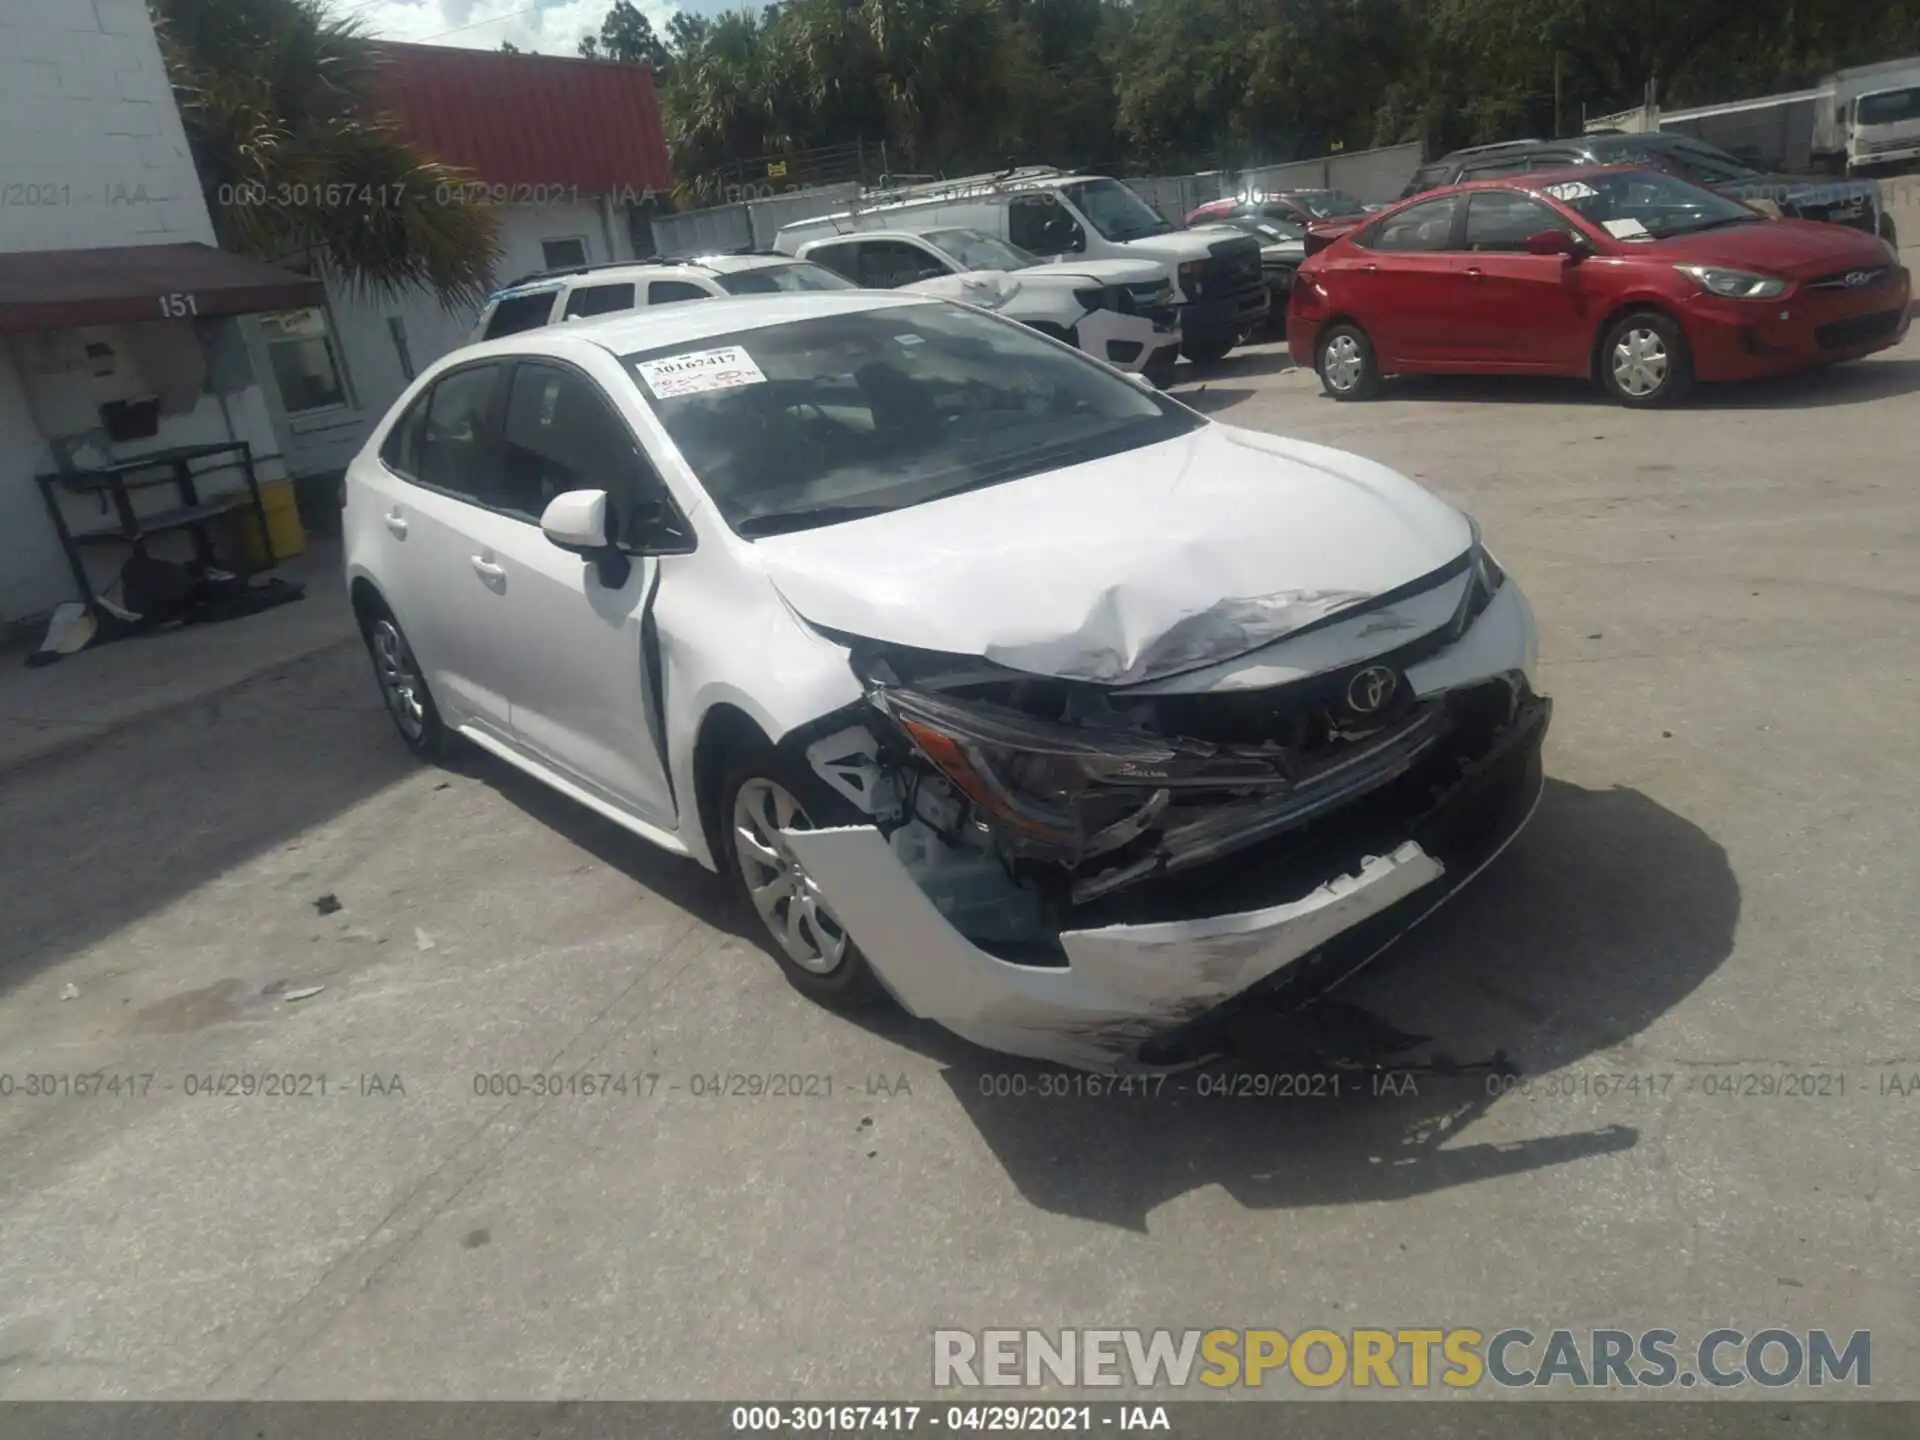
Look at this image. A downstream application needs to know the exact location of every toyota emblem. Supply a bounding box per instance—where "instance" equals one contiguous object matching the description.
[1844,270,1873,288]
[1346,666,1398,715]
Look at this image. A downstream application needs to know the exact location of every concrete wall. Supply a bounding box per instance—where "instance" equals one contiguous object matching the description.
[0,0,216,250]
[0,0,291,624]
[648,184,860,257]
[1241,143,1425,204]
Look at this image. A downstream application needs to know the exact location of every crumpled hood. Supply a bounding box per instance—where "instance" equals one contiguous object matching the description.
[753,422,1473,686]
[1107,228,1238,265]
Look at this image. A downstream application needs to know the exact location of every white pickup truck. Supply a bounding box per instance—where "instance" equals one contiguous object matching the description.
[793,227,1182,386]
[773,168,1269,363]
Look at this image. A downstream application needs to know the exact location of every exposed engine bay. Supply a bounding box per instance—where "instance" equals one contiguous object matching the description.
[798,547,1543,964]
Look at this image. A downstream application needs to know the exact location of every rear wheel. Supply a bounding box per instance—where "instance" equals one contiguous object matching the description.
[1879,212,1900,248]
[363,607,449,758]
[1598,310,1693,408]
[719,746,884,1009]
[1141,348,1179,389]
[1315,322,1380,400]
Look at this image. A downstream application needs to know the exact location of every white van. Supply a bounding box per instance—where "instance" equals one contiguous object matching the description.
[794,227,1181,385]
[773,168,1269,363]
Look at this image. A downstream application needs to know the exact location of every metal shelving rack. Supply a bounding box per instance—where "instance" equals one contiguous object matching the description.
[34,440,275,605]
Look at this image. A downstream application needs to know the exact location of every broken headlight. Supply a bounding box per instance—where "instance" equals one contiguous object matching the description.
[869,684,1181,858]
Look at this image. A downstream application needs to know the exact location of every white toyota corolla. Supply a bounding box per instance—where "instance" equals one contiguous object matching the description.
[344,291,1551,1071]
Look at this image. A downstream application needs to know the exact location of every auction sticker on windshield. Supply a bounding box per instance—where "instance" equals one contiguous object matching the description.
[1603,218,1655,241]
[636,346,766,399]
[1544,181,1597,201]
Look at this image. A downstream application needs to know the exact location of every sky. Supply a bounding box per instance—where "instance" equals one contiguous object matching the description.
[324,0,707,54]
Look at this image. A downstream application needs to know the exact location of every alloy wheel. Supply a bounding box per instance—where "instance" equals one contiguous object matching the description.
[1611,327,1669,398]
[370,619,425,741]
[1323,333,1365,392]
[732,778,850,975]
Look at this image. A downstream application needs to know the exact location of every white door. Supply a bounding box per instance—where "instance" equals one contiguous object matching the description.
[376,360,517,740]
[485,359,678,825]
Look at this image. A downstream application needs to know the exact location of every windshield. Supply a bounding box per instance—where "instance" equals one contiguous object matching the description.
[1539,168,1763,241]
[1858,87,1920,126]
[1061,179,1176,242]
[922,229,1041,272]
[624,303,1198,536]
[714,263,854,295]
[1602,136,1762,183]
[1298,190,1369,217]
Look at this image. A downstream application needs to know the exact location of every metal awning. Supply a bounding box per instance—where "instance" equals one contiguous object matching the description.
[0,243,325,333]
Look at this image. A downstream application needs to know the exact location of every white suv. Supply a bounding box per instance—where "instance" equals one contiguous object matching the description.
[469,254,855,342]
[795,227,1181,386]
[346,290,1549,1072]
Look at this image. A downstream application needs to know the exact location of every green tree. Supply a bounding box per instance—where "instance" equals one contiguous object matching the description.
[153,0,500,310]
[580,0,673,74]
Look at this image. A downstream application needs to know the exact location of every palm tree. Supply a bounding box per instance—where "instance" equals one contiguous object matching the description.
[153,0,500,311]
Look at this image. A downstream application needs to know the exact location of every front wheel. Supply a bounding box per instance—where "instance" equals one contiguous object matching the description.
[719,748,884,1009]
[1879,212,1899,249]
[1598,310,1694,408]
[1315,322,1380,400]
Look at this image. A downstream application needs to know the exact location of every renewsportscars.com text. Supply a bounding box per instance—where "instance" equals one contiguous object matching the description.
[932,1327,1871,1390]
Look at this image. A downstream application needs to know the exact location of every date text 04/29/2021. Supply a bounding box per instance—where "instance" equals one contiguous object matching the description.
[728,1405,1172,1432]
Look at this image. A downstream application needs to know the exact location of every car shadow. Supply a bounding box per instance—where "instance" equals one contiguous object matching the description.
[1175,385,1258,415]
[440,745,752,942]
[1356,352,1920,410]
[1180,344,1296,383]
[1688,355,1920,409]
[845,777,1739,1230]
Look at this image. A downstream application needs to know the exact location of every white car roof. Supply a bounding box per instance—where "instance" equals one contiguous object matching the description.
[463,290,936,363]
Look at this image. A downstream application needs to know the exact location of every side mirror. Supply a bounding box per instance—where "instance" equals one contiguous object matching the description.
[540,489,611,553]
[1525,228,1582,258]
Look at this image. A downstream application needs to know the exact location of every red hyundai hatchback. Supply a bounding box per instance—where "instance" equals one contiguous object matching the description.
[1288,166,1912,407]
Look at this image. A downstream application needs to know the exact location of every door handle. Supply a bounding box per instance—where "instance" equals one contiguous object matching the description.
[1465,267,1485,280]
[470,556,506,582]
[384,510,408,538]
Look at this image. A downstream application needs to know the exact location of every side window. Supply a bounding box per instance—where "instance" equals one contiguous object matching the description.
[498,362,663,534]
[483,291,559,339]
[855,241,950,288]
[416,365,504,501]
[1464,191,1566,251]
[379,390,429,479]
[1362,196,1460,252]
[563,283,637,319]
[648,280,712,305]
[806,243,863,281]
[1007,194,1081,255]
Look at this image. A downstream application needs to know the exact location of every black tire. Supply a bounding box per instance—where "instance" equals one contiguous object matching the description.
[1315,322,1380,401]
[717,743,885,1010]
[361,603,450,759]
[1879,212,1899,248]
[1181,335,1235,365]
[1597,309,1694,408]
[1141,348,1179,389]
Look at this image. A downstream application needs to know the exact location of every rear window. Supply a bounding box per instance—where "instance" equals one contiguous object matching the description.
[484,291,559,338]
[1858,88,1920,126]
[563,283,637,319]
[715,263,857,295]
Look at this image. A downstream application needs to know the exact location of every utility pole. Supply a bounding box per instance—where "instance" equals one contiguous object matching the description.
[1553,52,1563,136]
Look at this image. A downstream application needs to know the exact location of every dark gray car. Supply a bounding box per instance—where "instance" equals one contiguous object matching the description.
[1403,132,1896,247]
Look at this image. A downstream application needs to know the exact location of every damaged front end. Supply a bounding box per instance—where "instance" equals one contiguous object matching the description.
[784,550,1552,1070]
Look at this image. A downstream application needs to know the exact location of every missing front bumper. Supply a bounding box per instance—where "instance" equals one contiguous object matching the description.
[784,692,1551,1071]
